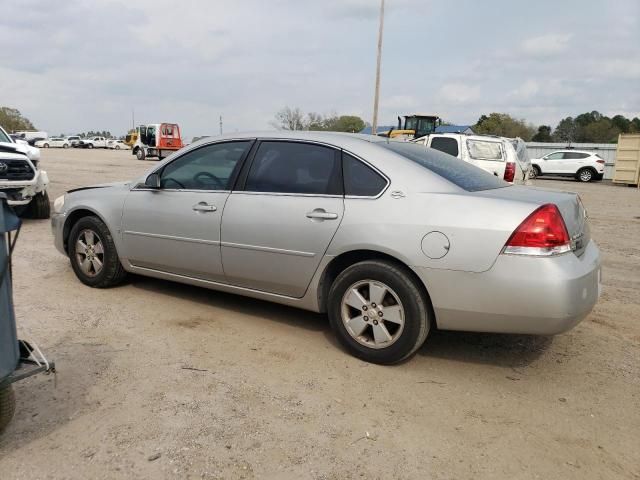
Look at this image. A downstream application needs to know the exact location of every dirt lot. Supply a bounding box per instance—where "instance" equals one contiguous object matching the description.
[0,148,638,479]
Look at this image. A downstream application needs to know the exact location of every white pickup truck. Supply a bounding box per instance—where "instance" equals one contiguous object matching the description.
[0,125,50,218]
[78,136,108,149]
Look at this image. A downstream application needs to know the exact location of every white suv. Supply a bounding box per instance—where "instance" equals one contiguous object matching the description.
[530,150,605,182]
[413,133,529,184]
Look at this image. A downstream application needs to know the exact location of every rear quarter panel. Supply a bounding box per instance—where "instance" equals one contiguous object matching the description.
[328,188,536,273]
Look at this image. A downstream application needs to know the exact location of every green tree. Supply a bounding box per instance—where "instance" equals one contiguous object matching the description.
[0,107,35,132]
[553,117,577,142]
[611,115,631,133]
[323,115,366,133]
[631,117,640,132]
[581,118,619,143]
[531,125,553,142]
[474,113,536,141]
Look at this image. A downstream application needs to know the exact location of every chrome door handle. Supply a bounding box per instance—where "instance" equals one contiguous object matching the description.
[192,202,217,212]
[306,209,338,220]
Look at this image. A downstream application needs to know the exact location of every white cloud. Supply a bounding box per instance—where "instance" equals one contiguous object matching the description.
[522,33,572,56]
[436,84,481,105]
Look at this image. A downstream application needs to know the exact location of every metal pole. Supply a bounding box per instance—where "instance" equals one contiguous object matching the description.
[371,0,385,136]
[220,115,223,135]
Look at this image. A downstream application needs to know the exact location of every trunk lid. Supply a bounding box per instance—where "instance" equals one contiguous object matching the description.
[475,185,590,256]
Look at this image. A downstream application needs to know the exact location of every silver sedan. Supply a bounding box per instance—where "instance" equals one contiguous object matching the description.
[51,132,601,364]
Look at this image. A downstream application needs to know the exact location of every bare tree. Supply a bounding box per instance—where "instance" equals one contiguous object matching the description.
[271,106,306,130]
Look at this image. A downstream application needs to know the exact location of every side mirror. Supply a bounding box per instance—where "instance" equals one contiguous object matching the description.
[145,173,161,189]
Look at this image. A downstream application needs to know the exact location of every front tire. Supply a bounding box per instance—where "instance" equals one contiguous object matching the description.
[0,385,16,435]
[63,144,69,149]
[135,148,146,161]
[43,143,49,148]
[328,260,431,364]
[115,145,120,150]
[25,191,50,219]
[577,168,594,182]
[87,144,93,149]
[68,216,127,288]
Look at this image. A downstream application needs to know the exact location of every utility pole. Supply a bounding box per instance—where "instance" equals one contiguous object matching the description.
[219,115,223,135]
[371,0,385,135]
[132,108,135,130]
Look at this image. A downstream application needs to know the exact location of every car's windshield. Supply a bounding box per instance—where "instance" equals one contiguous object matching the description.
[380,142,509,192]
[0,128,11,143]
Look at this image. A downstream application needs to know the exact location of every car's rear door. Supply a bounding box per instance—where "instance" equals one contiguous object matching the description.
[121,140,253,282]
[221,140,344,297]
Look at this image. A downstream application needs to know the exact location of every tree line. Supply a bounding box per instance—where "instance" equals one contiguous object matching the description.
[272,106,366,133]
[474,111,640,143]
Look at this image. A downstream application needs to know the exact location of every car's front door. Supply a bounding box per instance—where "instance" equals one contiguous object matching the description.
[541,152,564,173]
[121,140,253,282]
[221,140,344,297]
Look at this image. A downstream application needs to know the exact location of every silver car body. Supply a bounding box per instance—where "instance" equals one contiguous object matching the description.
[51,132,601,335]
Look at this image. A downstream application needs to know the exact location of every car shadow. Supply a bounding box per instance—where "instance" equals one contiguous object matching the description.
[418,328,553,369]
[129,275,552,368]
[128,275,331,334]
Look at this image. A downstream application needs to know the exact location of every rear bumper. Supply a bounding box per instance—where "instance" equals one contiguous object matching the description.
[414,240,601,335]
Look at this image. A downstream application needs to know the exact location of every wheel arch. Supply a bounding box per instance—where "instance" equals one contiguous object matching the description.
[62,207,110,254]
[316,249,437,327]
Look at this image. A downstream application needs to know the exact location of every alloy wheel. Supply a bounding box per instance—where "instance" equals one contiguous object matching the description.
[75,229,105,277]
[340,280,405,349]
[579,170,592,182]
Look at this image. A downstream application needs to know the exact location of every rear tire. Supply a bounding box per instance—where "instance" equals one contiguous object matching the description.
[0,385,16,435]
[43,143,49,148]
[68,216,127,288]
[115,145,120,150]
[530,165,541,179]
[328,260,431,364]
[577,168,595,182]
[63,144,69,149]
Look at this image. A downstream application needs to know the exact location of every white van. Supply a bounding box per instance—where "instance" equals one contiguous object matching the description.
[413,133,528,184]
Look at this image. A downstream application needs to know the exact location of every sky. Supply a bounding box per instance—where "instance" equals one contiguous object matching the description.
[1,0,639,140]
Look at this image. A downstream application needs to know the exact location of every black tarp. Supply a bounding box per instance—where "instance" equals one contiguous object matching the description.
[0,193,20,384]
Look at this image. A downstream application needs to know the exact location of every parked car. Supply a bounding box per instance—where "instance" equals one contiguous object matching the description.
[35,137,70,148]
[51,132,601,364]
[530,150,605,182]
[77,137,108,149]
[412,133,528,184]
[107,139,130,150]
[0,125,50,218]
[13,131,48,146]
[66,136,81,147]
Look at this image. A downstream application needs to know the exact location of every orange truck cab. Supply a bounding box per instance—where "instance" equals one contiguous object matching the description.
[132,123,184,161]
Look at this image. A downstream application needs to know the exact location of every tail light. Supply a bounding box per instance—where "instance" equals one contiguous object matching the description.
[503,204,571,256]
[503,161,516,183]
[596,159,605,164]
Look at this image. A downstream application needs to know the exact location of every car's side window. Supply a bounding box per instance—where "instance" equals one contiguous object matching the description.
[546,152,564,160]
[343,153,387,197]
[159,141,251,190]
[429,137,459,157]
[244,141,341,195]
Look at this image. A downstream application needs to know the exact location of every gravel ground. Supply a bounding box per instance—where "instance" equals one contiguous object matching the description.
[0,148,638,479]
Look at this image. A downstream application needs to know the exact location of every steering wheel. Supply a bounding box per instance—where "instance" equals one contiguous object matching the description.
[194,171,225,189]
[163,177,185,189]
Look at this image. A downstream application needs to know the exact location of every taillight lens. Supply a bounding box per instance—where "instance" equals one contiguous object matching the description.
[596,159,605,164]
[503,204,571,256]
[504,161,516,183]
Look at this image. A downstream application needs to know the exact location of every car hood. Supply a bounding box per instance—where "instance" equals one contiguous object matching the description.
[0,142,30,160]
[0,141,39,161]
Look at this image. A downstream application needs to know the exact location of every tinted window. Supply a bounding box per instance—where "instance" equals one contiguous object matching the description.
[380,142,508,192]
[467,139,503,161]
[160,141,250,190]
[546,152,564,160]
[343,153,387,196]
[245,142,341,195]
[430,137,459,157]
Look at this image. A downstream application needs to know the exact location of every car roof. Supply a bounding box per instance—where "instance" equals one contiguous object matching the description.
[549,150,594,154]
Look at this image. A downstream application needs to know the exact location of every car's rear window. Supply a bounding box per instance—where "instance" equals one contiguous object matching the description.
[379,142,509,192]
[467,139,503,161]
